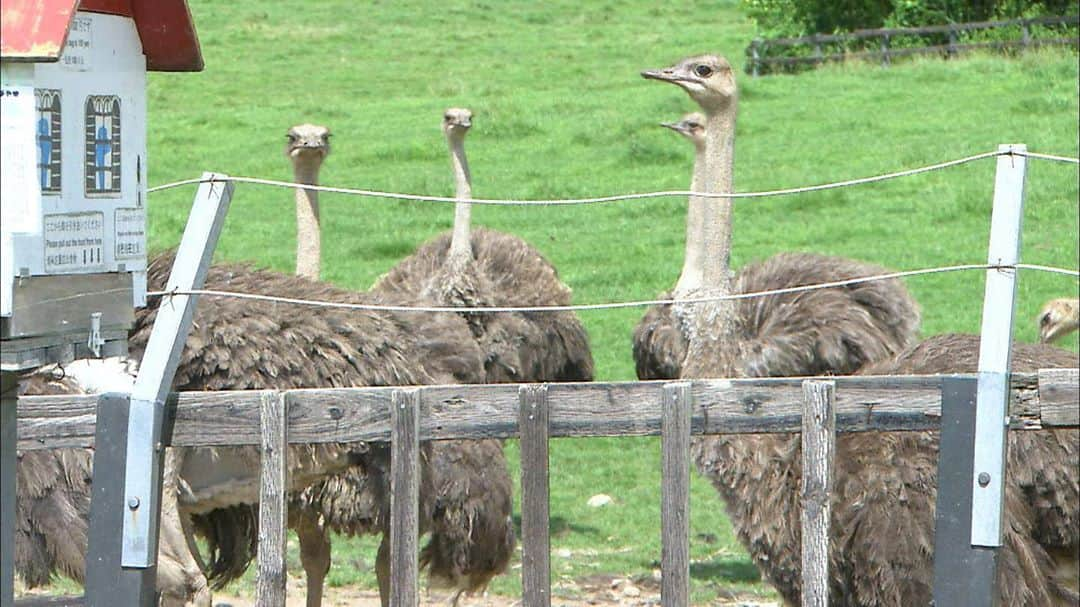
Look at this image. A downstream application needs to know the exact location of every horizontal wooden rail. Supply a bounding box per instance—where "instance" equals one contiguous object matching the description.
[15,370,1077,450]
[759,14,1078,47]
[755,37,1078,67]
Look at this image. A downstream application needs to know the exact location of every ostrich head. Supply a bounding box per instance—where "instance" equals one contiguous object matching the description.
[1037,297,1080,343]
[442,108,473,141]
[661,112,706,149]
[285,123,331,177]
[642,55,736,113]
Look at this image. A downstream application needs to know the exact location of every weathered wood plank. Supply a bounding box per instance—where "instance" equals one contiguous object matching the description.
[256,391,288,607]
[519,385,551,607]
[389,389,419,607]
[15,372,1078,450]
[800,380,836,607]
[1039,368,1079,427]
[13,596,85,606]
[661,382,691,607]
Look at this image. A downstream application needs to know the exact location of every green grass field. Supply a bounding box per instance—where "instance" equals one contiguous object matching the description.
[50,0,1080,602]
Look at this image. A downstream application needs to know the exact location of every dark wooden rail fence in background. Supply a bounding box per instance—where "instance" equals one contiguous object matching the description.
[13,369,1079,606]
[747,14,1080,76]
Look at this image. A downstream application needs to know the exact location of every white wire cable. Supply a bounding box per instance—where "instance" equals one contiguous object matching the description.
[1016,150,1080,164]
[146,262,1079,314]
[146,150,1007,203]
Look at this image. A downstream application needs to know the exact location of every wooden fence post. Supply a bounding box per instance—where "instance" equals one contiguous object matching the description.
[256,391,288,606]
[947,25,958,58]
[813,35,824,64]
[881,34,891,66]
[750,39,762,77]
[390,389,420,607]
[519,384,551,607]
[661,382,692,607]
[800,380,836,607]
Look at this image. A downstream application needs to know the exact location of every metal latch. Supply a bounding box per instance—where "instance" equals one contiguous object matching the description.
[88,312,104,357]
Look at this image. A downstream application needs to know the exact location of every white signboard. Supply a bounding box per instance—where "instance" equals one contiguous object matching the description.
[60,17,93,72]
[114,208,145,259]
[43,211,105,272]
[0,79,40,233]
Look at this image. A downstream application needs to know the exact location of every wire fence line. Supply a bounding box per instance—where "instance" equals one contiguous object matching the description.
[146,262,1079,315]
[145,148,1079,205]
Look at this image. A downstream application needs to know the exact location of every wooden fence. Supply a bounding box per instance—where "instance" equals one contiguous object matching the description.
[14,369,1080,606]
[747,14,1080,76]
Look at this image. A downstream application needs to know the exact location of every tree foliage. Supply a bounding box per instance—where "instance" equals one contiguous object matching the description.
[744,0,1077,38]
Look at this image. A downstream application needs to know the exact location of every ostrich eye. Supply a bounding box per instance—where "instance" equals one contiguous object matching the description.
[694,64,713,77]
[444,114,452,121]
[286,134,297,143]
[1040,313,1051,326]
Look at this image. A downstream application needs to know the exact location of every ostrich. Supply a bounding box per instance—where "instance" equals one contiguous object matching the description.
[372,108,595,384]
[287,123,331,280]
[857,334,1079,604]
[643,54,1077,604]
[15,372,211,607]
[632,113,704,380]
[633,110,920,382]
[1038,297,1080,343]
[276,119,516,604]
[138,248,514,606]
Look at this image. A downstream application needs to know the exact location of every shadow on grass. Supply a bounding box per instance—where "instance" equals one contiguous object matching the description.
[511,514,602,539]
[689,558,762,584]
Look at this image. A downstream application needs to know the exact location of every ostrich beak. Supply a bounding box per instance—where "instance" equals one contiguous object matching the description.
[641,68,674,82]
[660,121,689,136]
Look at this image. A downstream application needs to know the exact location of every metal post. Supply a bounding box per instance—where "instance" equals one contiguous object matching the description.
[1,371,18,607]
[119,172,234,568]
[84,173,233,605]
[933,377,997,605]
[750,40,761,77]
[85,393,158,606]
[970,144,1026,550]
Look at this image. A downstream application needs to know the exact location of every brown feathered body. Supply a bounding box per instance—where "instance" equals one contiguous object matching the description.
[372,226,593,591]
[133,250,514,598]
[374,226,594,384]
[692,332,1078,606]
[15,375,94,589]
[633,252,921,380]
[15,373,210,605]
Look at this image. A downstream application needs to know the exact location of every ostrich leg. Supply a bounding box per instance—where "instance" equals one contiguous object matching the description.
[295,508,332,607]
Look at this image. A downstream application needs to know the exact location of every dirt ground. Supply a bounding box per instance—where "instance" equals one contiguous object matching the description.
[211,574,780,607]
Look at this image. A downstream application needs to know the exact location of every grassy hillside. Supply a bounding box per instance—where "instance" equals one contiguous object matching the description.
[74,0,1080,602]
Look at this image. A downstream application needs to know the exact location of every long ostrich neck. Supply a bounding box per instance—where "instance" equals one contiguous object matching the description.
[685,101,738,363]
[447,135,473,269]
[673,140,706,296]
[701,107,736,288]
[294,162,321,280]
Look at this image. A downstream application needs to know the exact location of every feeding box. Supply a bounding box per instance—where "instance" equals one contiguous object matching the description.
[0,0,202,370]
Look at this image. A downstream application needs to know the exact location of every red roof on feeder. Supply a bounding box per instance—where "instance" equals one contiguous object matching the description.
[1,0,203,71]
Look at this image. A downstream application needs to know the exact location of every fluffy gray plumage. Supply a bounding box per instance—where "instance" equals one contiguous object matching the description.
[693,334,1078,606]
[15,373,209,605]
[374,227,595,384]
[133,249,514,601]
[634,251,921,380]
[372,225,593,592]
[14,374,92,589]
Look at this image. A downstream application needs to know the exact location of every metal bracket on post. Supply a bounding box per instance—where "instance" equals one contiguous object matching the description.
[970,144,1026,550]
[120,173,234,568]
